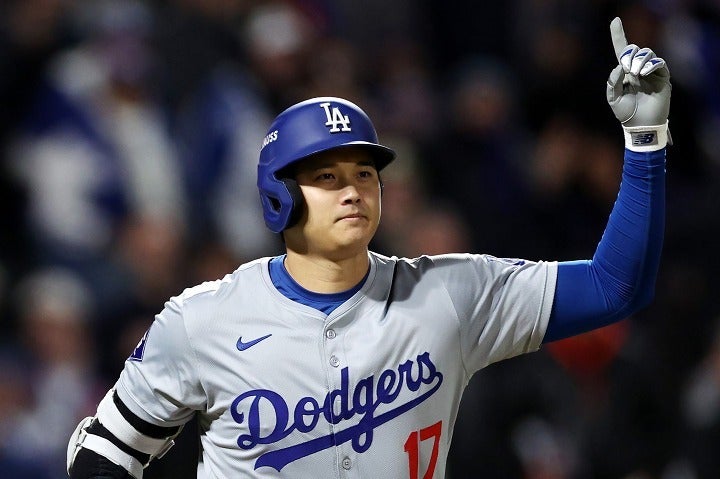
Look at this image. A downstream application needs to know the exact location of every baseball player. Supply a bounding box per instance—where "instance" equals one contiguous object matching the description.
[67,18,670,479]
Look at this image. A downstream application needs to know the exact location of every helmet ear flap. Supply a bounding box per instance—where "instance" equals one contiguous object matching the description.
[281,178,304,230]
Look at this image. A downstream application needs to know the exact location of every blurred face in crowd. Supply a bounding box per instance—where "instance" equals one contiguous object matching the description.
[24,306,89,365]
[284,147,382,261]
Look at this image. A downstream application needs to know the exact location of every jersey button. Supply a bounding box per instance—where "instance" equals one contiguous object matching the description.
[325,329,336,339]
[341,457,352,470]
[329,355,340,368]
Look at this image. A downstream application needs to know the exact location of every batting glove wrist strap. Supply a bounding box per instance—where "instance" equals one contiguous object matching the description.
[622,121,669,152]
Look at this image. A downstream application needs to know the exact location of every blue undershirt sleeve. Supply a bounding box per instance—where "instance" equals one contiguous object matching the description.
[543,148,666,343]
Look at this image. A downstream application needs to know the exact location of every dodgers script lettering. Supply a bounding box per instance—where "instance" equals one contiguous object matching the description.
[230,352,443,471]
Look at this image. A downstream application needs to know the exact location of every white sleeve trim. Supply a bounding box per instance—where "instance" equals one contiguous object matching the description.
[96,389,178,457]
[533,260,558,349]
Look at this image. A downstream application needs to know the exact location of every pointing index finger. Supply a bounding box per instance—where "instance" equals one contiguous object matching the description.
[610,17,629,61]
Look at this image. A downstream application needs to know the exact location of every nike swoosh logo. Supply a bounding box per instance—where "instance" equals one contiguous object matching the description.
[236,334,272,351]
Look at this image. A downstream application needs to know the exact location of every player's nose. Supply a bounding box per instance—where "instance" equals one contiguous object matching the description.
[340,184,362,204]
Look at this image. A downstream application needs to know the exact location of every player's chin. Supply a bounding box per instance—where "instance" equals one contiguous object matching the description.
[336,231,371,248]
[331,223,376,248]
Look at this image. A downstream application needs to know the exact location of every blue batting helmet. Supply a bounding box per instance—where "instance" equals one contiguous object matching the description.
[257,97,396,233]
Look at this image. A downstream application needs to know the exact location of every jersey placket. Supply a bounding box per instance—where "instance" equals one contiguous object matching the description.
[321,319,359,478]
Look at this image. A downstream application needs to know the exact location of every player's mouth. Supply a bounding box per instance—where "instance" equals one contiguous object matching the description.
[337,213,367,222]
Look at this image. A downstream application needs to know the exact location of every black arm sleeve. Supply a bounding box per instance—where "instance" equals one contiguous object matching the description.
[68,448,132,479]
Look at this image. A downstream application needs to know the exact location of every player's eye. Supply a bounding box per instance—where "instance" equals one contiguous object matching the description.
[315,172,335,181]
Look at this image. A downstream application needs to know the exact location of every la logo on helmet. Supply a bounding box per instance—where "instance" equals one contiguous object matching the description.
[320,102,352,133]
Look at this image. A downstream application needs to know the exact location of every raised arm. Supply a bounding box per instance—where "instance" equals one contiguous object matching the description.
[544,17,671,342]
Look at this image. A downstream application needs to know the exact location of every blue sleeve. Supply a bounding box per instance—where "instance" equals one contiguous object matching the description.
[543,148,666,343]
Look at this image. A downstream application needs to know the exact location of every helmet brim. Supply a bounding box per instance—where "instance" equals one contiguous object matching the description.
[280,141,396,178]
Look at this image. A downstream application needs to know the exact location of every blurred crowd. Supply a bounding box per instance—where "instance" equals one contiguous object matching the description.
[1,0,719,478]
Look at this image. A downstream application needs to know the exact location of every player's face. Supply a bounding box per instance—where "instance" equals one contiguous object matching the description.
[284,148,382,259]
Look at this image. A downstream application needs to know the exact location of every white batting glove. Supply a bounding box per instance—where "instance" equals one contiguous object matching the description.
[606,17,672,152]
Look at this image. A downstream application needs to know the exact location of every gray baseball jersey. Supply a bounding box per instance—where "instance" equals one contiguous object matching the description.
[115,251,557,478]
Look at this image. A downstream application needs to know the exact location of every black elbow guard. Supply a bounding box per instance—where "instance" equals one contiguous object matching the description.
[67,390,182,479]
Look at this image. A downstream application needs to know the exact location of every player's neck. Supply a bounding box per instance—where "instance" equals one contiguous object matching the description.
[283,249,370,294]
